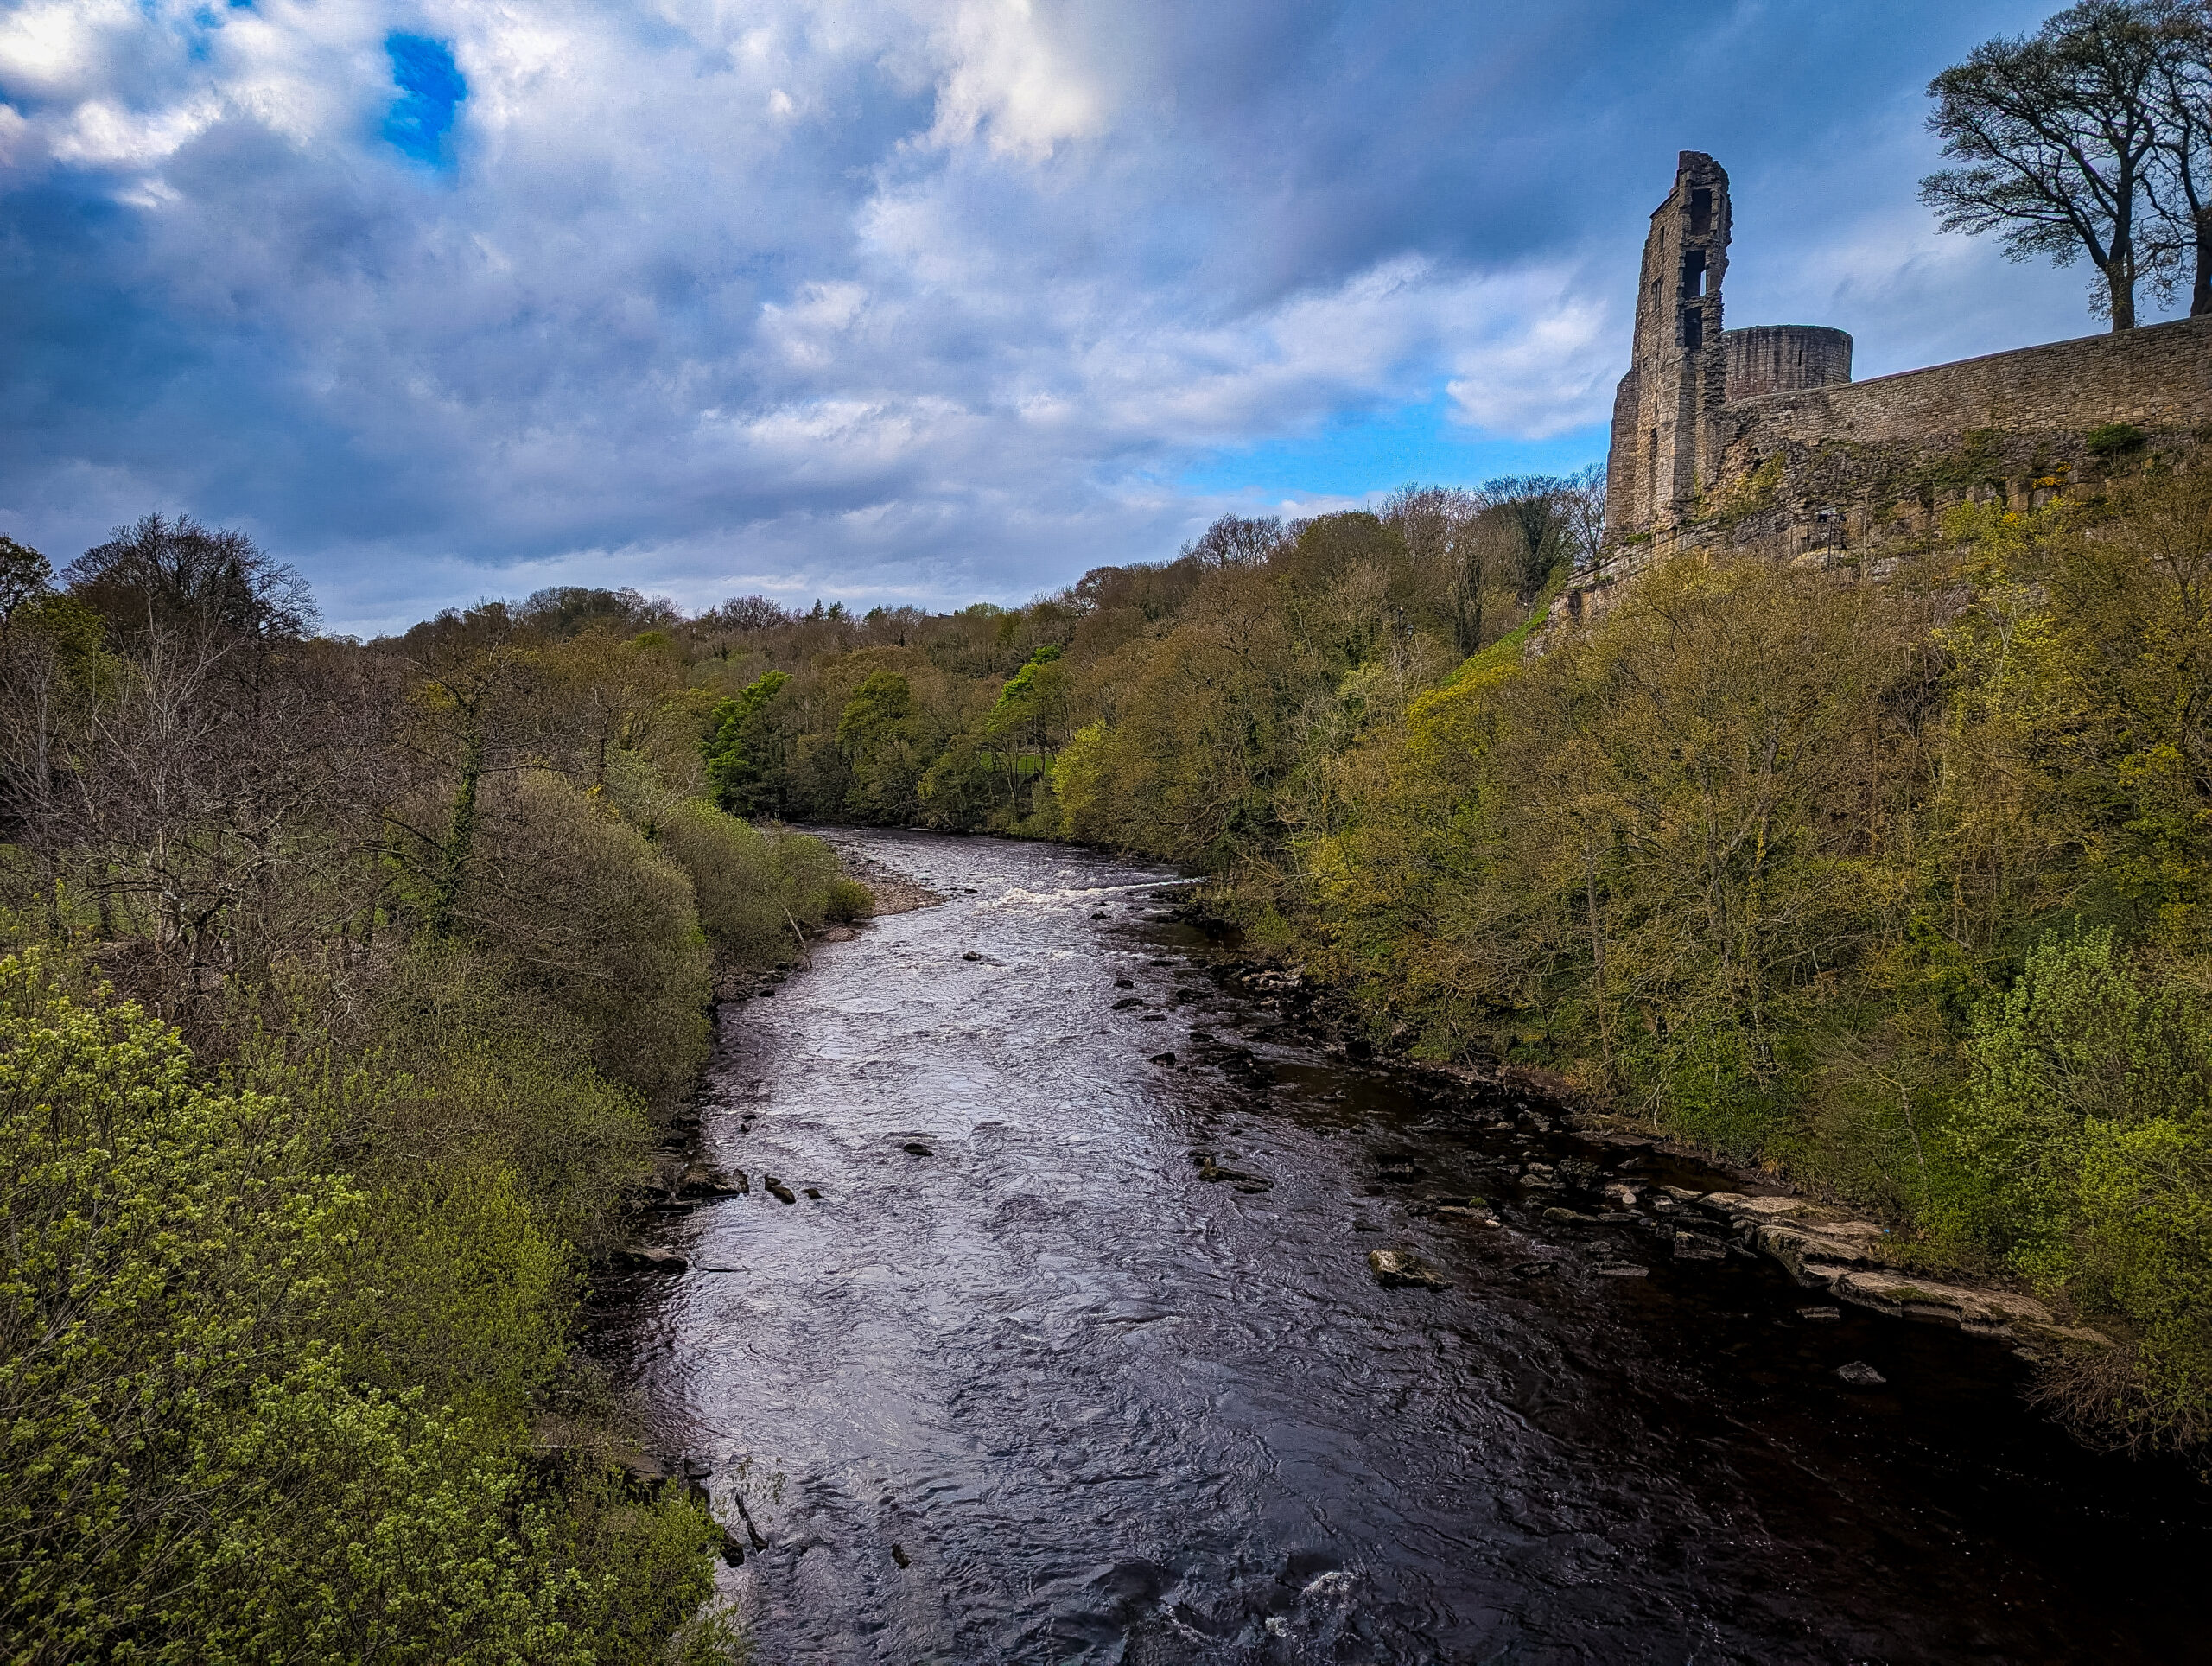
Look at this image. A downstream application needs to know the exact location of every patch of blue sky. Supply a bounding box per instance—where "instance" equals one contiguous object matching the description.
[382,34,465,168]
[179,4,223,61]
[1176,388,1608,504]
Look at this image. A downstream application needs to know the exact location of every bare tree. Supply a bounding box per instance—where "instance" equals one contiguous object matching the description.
[1180,513,1287,569]
[1556,463,1609,570]
[2147,1,2212,314]
[1922,1,2173,330]
[65,513,316,643]
[707,595,799,632]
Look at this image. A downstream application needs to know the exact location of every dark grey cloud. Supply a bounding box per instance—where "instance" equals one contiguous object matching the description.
[0,0,2135,632]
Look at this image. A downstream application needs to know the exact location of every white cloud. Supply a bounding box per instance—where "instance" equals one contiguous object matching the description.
[1443,271,1618,438]
[0,0,2133,633]
[918,0,1102,158]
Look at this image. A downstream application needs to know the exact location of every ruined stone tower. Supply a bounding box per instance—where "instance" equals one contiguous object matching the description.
[1603,152,1732,544]
[1575,149,2212,609]
[1598,154,1858,560]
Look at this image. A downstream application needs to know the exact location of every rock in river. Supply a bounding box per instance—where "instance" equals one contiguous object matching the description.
[1368,1248,1451,1289]
[677,1161,746,1199]
[1672,1231,1728,1262]
[613,1246,690,1273]
[1836,1360,1888,1387]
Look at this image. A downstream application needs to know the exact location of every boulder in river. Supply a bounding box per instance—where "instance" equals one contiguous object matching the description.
[677,1162,746,1199]
[613,1246,690,1273]
[762,1175,798,1205]
[1193,1151,1268,1186]
[1369,1247,1451,1289]
[1672,1231,1728,1262]
[1835,1360,1887,1387]
[903,1142,933,1156]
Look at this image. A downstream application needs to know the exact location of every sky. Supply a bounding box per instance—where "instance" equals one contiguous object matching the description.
[0,0,2173,635]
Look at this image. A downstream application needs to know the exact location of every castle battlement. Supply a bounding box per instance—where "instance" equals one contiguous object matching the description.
[1581,153,2212,614]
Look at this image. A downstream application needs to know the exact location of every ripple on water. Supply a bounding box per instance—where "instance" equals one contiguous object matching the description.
[587,829,2212,1665]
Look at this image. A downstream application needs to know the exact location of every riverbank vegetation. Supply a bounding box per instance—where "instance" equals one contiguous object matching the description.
[5,442,2207,1641]
[0,519,865,1659]
[560,460,2209,1459]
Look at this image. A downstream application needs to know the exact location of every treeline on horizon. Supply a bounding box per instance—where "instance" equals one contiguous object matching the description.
[607,459,2206,1460]
[0,516,883,1659]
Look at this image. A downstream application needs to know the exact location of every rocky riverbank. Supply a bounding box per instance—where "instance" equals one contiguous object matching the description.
[1179,933,2116,1367]
[820,836,949,915]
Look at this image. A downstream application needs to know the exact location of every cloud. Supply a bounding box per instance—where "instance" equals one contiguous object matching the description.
[920,0,1103,159]
[0,0,2130,633]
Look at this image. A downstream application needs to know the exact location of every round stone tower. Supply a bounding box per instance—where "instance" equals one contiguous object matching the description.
[1722,325,1853,404]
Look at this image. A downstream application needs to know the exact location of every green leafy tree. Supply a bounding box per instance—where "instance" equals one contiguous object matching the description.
[984,645,1070,817]
[702,670,791,816]
[835,668,925,822]
[1953,930,2212,1448]
[0,536,51,623]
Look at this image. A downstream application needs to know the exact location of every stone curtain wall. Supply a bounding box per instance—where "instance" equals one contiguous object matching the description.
[1722,313,2212,451]
[1587,150,2212,621]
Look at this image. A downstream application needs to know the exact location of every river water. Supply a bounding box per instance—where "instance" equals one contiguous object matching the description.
[597,830,2212,1664]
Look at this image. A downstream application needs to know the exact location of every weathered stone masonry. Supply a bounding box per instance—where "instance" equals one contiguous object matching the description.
[1578,151,2212,616]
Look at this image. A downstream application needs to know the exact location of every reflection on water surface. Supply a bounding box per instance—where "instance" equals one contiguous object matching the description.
[591,831,2212,1664]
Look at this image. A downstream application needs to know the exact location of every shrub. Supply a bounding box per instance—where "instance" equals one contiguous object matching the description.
[0,946,729,1660]
[825,876,875,921]
[460,771,709,1109]
[1950,930,2212,1451]
[0,951,557,1659]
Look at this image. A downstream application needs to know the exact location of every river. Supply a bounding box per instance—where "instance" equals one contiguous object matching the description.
[594,830,2212,1664]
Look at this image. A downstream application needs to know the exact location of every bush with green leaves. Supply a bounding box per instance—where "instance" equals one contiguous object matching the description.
[0,948,731,1662]
[1950,930,2212,1450]
[459,770,711,1110]
[601,751,870,964]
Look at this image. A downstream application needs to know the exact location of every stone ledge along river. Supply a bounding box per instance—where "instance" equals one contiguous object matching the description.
[592,830,2212,1664]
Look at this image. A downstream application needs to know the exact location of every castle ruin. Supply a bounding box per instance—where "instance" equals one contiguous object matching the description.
[1580,152,2212,607]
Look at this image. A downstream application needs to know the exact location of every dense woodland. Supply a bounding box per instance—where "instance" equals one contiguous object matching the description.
[653,459,2209,1459]
[4,448,2212,1656]
[0,519,870,1661]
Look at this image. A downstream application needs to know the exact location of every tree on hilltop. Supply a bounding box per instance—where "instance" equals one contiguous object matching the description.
[1922,0,2176,329]
[2145,1,2212,314]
